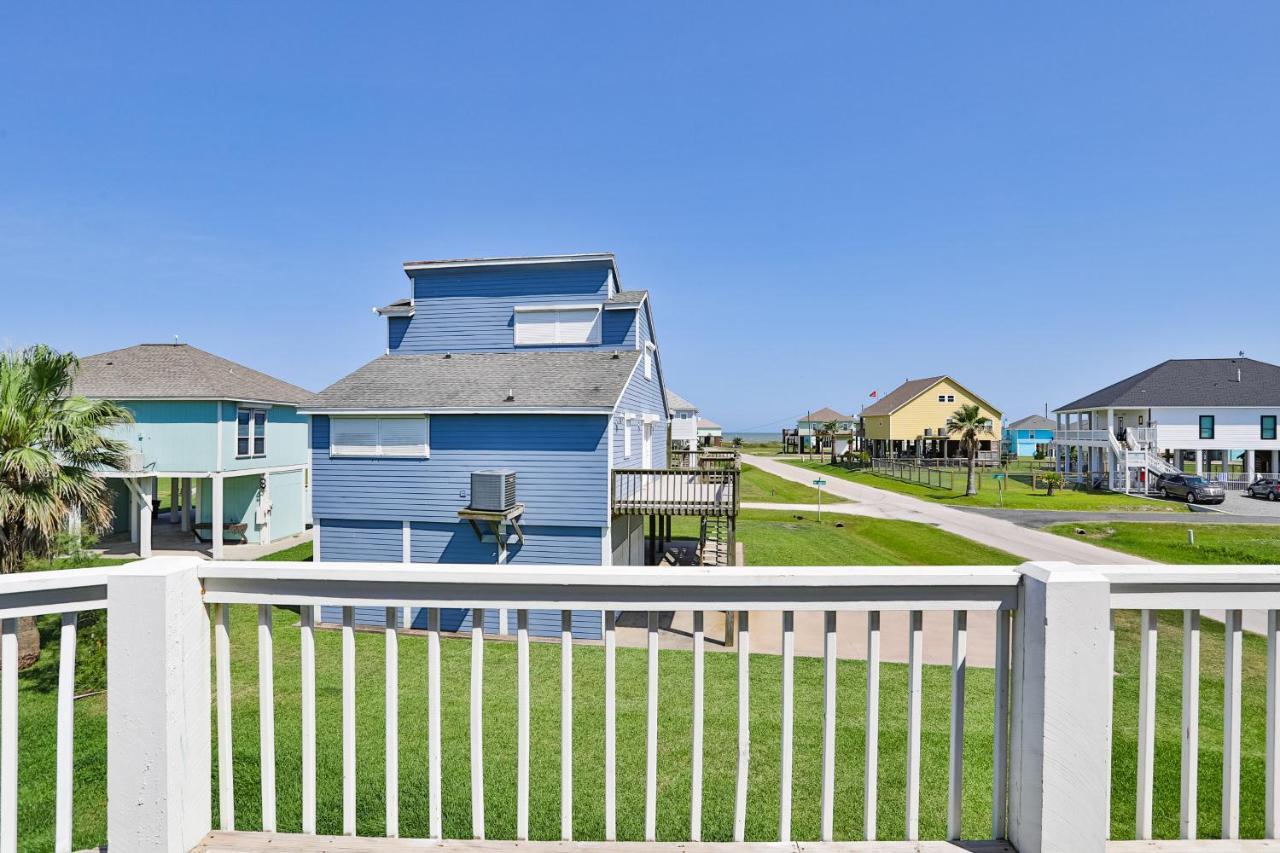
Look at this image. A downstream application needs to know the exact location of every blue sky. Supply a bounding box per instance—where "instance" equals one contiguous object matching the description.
[3,4,1278,431]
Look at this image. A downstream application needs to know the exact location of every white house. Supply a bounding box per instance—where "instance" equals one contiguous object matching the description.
[666,389,699,459]
[1053,356,1280,492]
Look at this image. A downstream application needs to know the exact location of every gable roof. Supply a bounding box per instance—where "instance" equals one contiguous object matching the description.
[606,290,647,306]
[1057,358,1280,410]
[860,377,946,417]
[665,389,697,412]
[697,418,722,430]
[305,350,641,412]
[1008,414,1056,431]
[72,344,312,406]
[861,375,1002,418]
[796,406,852,422]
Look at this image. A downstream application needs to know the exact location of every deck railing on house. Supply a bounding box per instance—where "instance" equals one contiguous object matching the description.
[10,559,1280,850]
[611,467,740,516]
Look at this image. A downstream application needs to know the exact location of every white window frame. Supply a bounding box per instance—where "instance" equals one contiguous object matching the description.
[623,414,634,457]
[236,406,268,459]
[330,416,430,458]
[644,341,656,380]
[513,303,602,346]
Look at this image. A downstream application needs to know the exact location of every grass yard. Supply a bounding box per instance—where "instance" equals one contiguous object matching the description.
[1048,522,1280,564]
[739,464,849,505]
[673,510,1019,566]
[774,458,1182,513]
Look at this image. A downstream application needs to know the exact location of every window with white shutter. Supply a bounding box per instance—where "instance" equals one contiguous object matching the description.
[330,417,429,458]
[514,305,602,346]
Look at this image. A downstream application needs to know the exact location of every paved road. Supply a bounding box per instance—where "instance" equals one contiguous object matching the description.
[743,454,1153,565]
[954,506,1280,528]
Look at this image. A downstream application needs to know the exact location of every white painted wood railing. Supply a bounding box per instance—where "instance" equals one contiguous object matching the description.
[199,560,1022,847]
[0,566,109,853]
[13,558,1280,850]
[1102,565,1280,844]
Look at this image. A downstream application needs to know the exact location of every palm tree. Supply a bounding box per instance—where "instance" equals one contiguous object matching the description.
[0,346,133,664]
[946,404,994,496]
[821,419,839,464]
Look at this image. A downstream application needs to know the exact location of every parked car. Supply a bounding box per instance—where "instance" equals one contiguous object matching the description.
[1247,477,1280,501]
[1156,473,1226,504]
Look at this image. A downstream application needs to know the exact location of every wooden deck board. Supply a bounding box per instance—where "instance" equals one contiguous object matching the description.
[192,832,1016,852]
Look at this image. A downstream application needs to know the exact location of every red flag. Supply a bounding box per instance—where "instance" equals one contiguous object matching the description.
[869,390,878,398]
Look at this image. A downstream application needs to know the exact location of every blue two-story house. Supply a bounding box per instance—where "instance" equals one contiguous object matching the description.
[305,253,671,637]
[1002,414,1056,459]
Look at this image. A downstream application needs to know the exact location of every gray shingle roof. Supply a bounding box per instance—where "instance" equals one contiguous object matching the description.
[606,290,647,305]
[796,406,853,422]
[665,389,697,411]
[72,344,312,406]
[1008,414,1056,431]
[1057,358,1280,410]
[860,377,945,417]
[307,351,642,411]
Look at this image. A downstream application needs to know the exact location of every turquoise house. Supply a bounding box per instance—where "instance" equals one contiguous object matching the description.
[72,343,313,558]
[1002,414,1056,458]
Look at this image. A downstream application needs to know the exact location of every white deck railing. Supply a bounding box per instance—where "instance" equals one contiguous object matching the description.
[7,559,1280,850]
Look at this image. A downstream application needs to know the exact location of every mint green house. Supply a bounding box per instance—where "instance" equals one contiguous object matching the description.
[73,344,313,558]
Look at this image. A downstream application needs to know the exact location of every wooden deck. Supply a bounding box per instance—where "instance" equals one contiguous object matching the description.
[611,468,739,516]
[192,831,1018,852]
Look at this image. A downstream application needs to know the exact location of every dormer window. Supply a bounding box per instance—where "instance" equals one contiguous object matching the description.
[513,304,602,346]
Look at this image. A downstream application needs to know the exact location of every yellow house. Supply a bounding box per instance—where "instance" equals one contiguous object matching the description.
[861,375,1002,459]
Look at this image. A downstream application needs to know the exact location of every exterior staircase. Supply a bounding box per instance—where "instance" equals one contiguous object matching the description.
[699,514,730,566]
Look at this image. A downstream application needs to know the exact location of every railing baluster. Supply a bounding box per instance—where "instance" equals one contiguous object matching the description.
[258,604,276,832]
[820,610,837,841]
[54,611,77,853]
[342,606,356,836]
[215,603,235,830]
[561,610,573,841]
[471,607,486,840]
[1105,609,1115,840]
[385,607,399,838]
[1271,610,1280,839]
[1224,608,1243,839]
[1137,608,1157,839]
[865,610,880,841]
[733,610,750,842]
[428,607,442,840]
[604,609,617,842]
[1182,609,1200,840]
[1,618,17,853]
[948,610,967,840]
[645,610,659,842]
[691,610,705,842]
[517,610,530,840]
[779,610,795,841]
[992,608,1011,839]
[906,609,923,840]
[300,604,316,834]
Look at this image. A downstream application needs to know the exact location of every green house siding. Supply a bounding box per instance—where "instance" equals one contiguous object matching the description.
[109,400,220,472]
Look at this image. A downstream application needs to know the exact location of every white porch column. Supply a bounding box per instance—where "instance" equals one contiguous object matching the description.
[107,556,212,852]
[179,478,191,532]
[1195,450,1204,477]
[1247,450,1256,481]
[138,478,154,559]
[1273,449,1279,475]
[129,484,139,544]
[211,474,224,560]
[1008,562,1111,853]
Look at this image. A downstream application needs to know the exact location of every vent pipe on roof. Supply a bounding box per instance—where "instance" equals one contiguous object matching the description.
[1238,367,1242,382]
[506,389,515,401]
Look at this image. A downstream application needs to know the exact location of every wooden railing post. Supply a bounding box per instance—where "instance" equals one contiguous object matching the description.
[1007,561,1111,853]
[107,556,211,852]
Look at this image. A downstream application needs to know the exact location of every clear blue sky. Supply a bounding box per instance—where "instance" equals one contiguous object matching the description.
[3,4,1278,431]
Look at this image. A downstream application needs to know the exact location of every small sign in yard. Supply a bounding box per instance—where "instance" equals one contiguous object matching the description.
[812,479,827,487]
[813,479,827,520]
[993,473,1006,480]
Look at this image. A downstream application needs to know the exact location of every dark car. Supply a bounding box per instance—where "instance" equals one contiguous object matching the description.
[1247,477,1280,501]
[1157,473,1226,504]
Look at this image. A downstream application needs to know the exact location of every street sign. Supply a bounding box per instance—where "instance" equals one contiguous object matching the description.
[813,479,827,486]
[993,473,1006,480]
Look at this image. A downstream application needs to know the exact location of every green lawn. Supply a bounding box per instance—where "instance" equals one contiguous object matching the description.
[739,464,849,505]
[1048,522,1280,564]
[673,510,1019,566]
[773,458,1182,513]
